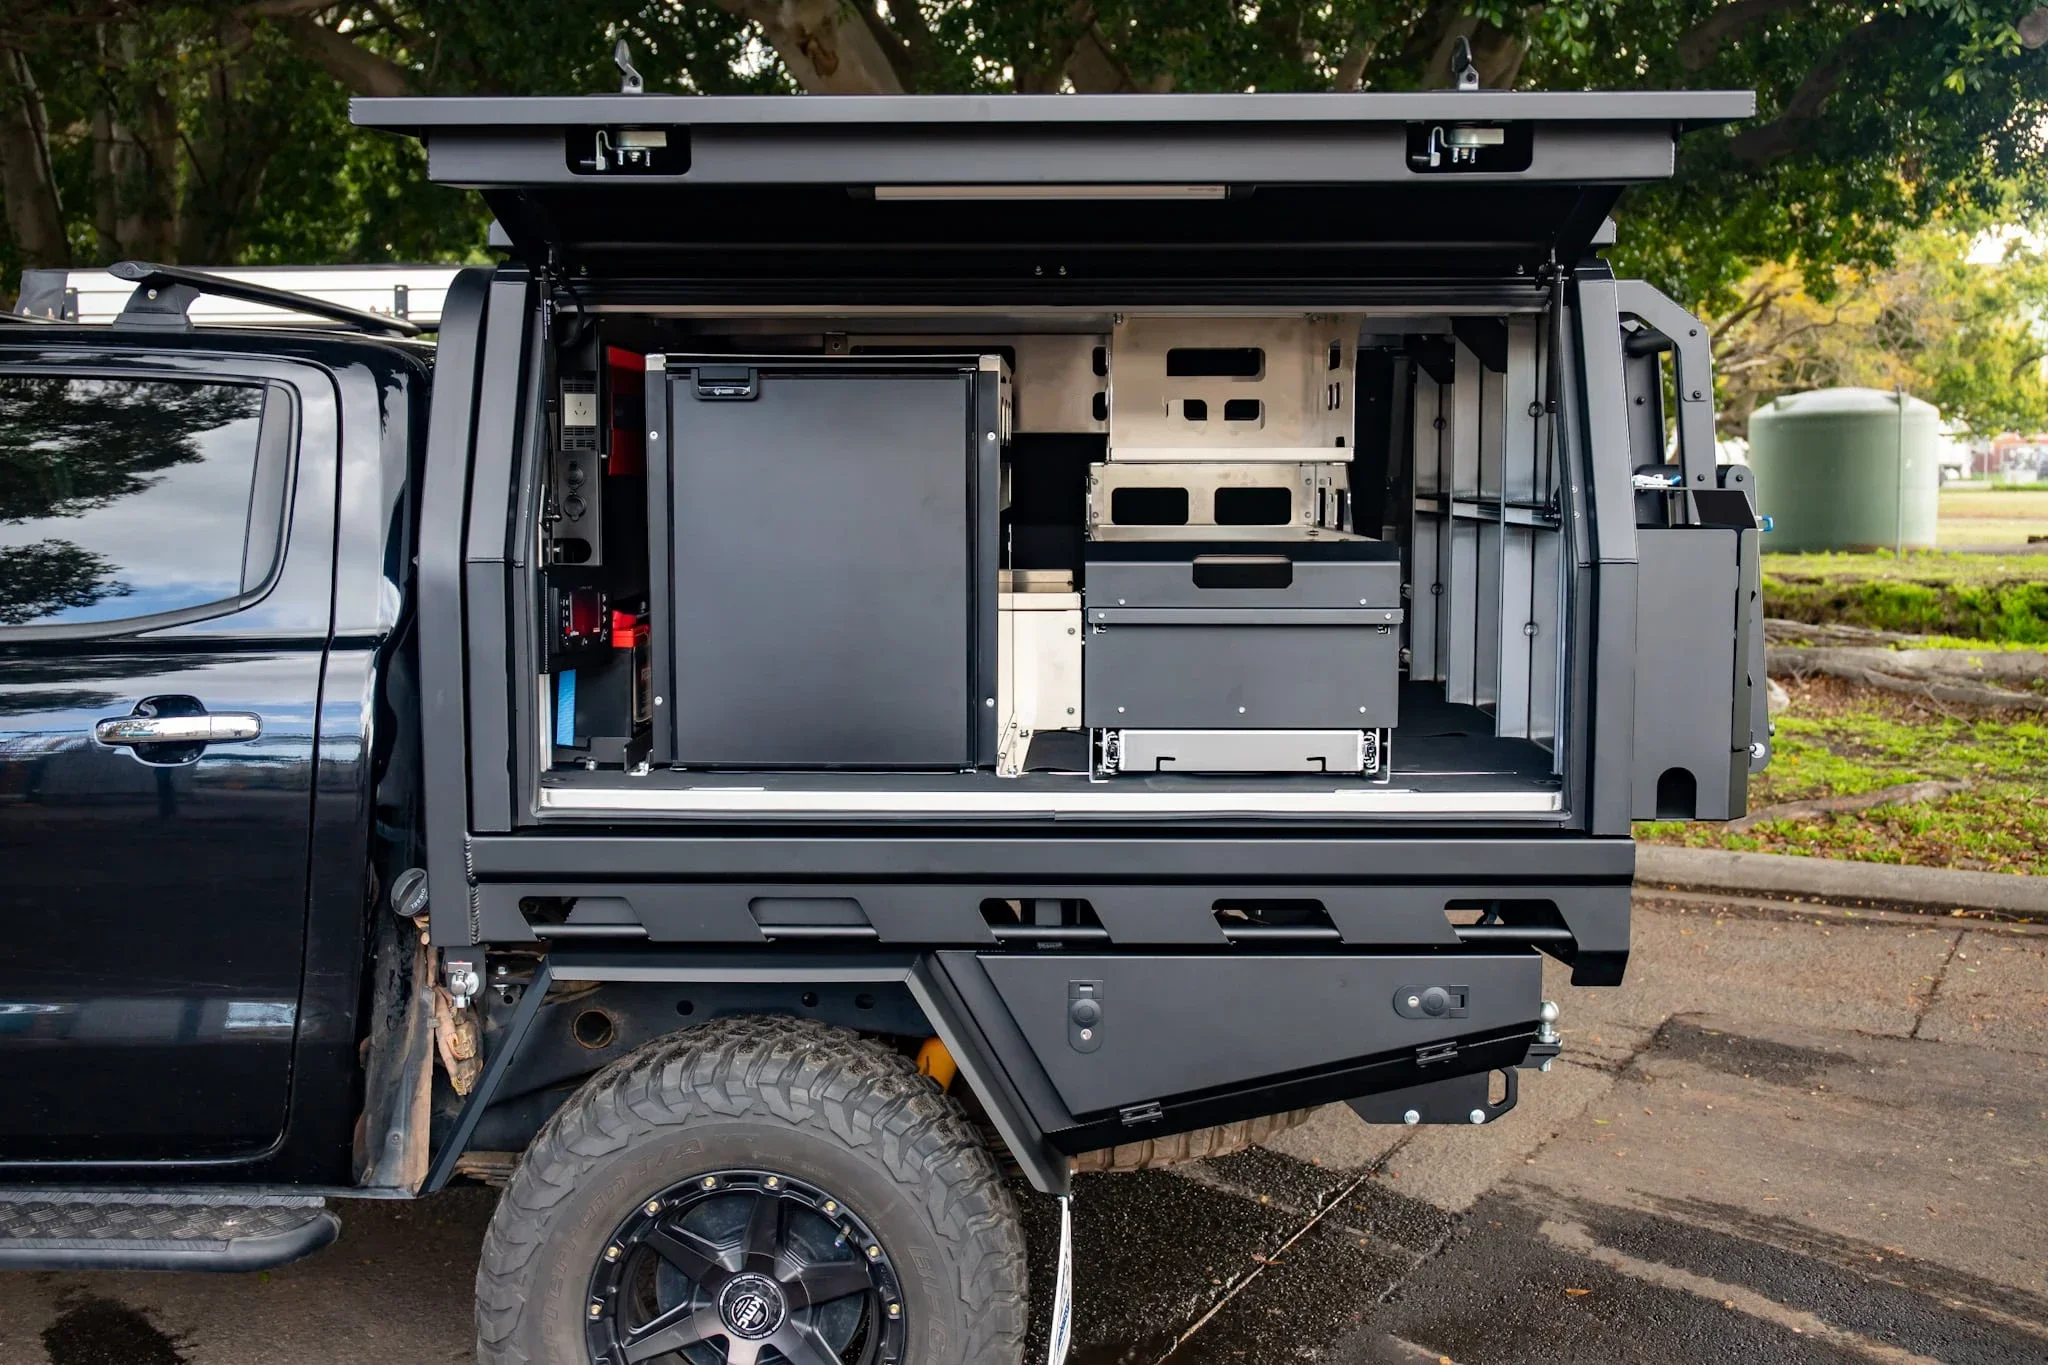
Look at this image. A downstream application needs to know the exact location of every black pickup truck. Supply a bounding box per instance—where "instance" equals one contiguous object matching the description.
[0,85,1762,1365]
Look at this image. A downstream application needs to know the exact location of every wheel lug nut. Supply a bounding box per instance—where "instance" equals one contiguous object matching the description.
[823,1200,837,1214]
[702,1176,718,1189]
[866,1245,880,1260]
[764,1176,780,1188]
[887,1302,900,1318]
[645,1199,663,1214]
[605,1245,621,1262]
[588,1302,604,1318]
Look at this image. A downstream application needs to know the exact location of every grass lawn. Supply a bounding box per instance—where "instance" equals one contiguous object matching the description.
[1938,485,2048,547]
[1763,548,2048,643]
[1637,677,2048,876]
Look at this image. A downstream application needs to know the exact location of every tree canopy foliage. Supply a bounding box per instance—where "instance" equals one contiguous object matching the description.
[1713,211,2048,436]
[2,1,2045,319]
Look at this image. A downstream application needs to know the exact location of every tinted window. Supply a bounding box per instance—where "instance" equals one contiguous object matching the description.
[0,376,269,627]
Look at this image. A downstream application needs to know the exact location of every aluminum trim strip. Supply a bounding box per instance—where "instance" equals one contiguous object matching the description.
[354,90,1756,131]
[537,786,1562,817]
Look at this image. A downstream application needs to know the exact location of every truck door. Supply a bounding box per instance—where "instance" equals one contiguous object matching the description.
[0,351,333,1162]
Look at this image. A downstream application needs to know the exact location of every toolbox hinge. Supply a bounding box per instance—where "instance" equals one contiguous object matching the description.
[1416,1040,1460,1067]
[1118,1101,1164,1126]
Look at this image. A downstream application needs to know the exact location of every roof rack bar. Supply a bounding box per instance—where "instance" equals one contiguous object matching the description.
[107,260,424,337]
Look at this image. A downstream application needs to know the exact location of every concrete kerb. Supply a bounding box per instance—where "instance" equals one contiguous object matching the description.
[1634,845,2048,919]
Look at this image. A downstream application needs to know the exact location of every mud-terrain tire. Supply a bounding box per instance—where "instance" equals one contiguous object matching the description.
[475,1015,1029,1365]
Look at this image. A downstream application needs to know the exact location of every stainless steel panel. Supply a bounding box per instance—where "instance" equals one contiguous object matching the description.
[1010,333,1108,433]
[1087,459,1338,536]
[1110,729,1371,774]
[1107,315,1358,462]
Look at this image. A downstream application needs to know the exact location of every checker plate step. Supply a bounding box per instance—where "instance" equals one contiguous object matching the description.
[0,1189,339,1272]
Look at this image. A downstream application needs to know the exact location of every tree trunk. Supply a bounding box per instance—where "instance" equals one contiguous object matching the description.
[173,21,280,265]
[91,25,179,264]
[715,0,908,94]
[1677,0,1809,72]
[1063,25,1132,93]
[1729,13,1894,165]
[1768,644,2048,711]
[1061,5,1173,94]
[0,45,68,268]
[272,15,416,98]
[1333,43,1373,91]
[1724,778,1971,834]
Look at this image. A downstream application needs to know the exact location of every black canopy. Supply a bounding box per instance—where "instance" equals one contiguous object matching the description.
[354,91,1751,287]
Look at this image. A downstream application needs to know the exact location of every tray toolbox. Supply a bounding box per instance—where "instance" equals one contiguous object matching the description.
[1082,539,1403,733]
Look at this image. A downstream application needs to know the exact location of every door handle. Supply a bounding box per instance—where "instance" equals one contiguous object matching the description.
[94,713,262,746]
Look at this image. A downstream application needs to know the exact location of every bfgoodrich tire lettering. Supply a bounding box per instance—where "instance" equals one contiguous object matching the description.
[475,1015,1028,1365]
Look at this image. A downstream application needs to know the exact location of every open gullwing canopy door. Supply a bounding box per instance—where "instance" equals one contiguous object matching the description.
[351,91,1752,292]
[350,88,1762,832]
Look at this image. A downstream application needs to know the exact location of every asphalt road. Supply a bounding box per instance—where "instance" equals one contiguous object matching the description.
[3,892,2044,1365]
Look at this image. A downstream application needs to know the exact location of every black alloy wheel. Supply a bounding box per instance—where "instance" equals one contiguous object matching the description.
[586,1169,906,1365]
[477,1017,1028,1365]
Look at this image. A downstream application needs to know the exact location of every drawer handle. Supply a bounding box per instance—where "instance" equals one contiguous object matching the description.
[1191,555,1292,590]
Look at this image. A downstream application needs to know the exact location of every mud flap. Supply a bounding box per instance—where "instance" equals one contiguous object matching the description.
[1046,1193,1074,1365]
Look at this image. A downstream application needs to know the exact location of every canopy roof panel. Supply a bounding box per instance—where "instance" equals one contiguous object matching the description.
[352,90,1752,281]
[354,90,1753,137]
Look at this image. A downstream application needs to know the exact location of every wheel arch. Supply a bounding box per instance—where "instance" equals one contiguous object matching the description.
[426,952,1070,1196]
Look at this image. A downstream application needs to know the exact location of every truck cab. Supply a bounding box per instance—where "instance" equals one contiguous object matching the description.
[0,299,431,1185]
[1,87,1762,1365]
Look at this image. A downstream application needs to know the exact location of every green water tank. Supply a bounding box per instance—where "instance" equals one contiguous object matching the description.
[1746,388,1941,552]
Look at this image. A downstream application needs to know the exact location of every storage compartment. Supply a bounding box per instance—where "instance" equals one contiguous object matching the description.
[1086,620,1398,730]
[937,949,1544,1146]
[1083,543,1402,740]
[531,308,1577,821]
[542,339,652,769]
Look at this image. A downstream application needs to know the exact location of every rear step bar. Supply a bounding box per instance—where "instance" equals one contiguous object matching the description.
[0,1189,338,1272]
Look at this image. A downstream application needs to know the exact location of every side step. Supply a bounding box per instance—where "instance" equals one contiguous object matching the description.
[0,1190,339,1272]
